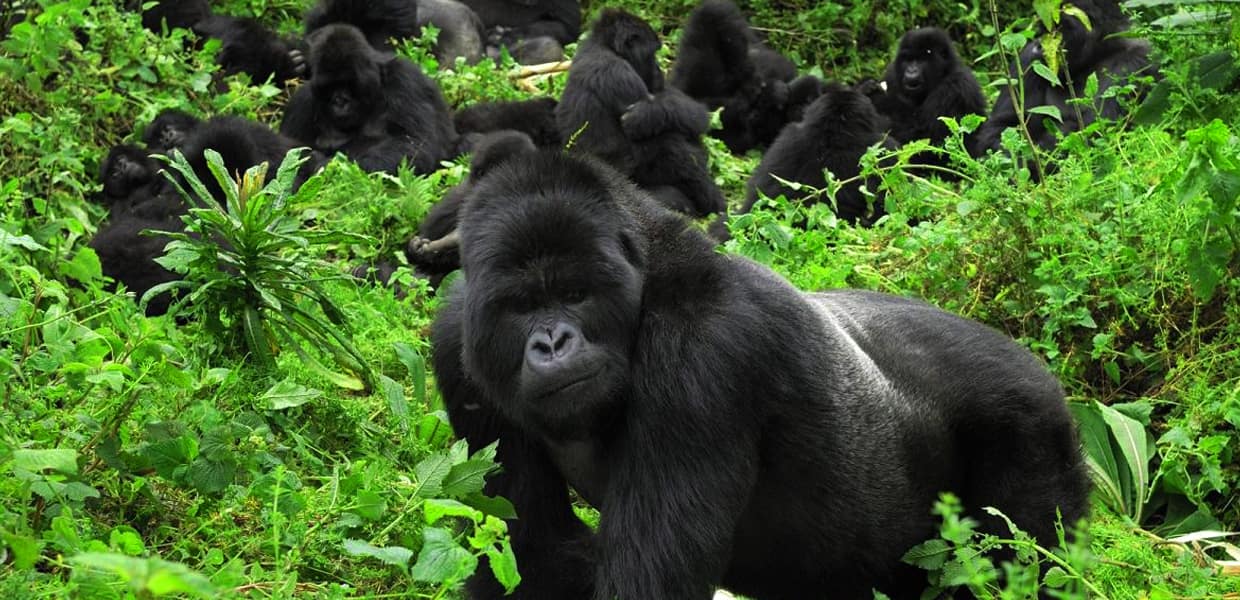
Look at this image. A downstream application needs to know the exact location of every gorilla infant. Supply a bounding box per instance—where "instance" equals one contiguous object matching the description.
[430,147,1090,599]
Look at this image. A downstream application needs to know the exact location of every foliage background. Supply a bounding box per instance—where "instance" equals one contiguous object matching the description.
[1,0,1239,597]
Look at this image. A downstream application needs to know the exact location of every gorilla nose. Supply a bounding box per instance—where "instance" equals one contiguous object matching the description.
[525,322,582,369]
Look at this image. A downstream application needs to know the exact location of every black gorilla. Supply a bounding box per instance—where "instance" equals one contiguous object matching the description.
[556,9,725,218]
[193,15,306,85]
[864,27,985,172]
[407,131,537,287]
[430,145,1090,599]
[453,97,560,150]
[280,23,457,174]
[305,0,422,50]
[126,0,210,32]
[462,0,581,64]
[178,116,324,202]
[670,0,811,153]
[743,83,897,226]
[970,0,1159,157]
[98,145,163,210]
[89,215,183,317]
[143,109,202,154]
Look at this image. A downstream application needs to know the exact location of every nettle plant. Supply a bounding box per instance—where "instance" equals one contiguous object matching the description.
[151,149,376,390]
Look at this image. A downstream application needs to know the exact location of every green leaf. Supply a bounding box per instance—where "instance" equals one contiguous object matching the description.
[1070,402,1128,515]
[108,527,146,556]
[380,375,409,431]
[461,492,517,520]
[1028,104,1063,122]
[409,527,476,584]
[352,490,387,521]
[1098,402,1152,520]
[393,342,427,406]
[13,448,79,474]
[60,247,102,284]
[1043,566,1071,588]
[902,539,951,570]
[424,498,481,525]
[187,458,236,494]
[261,379,321,410]
[485,538,521,592]
[70,552,217,598]
[442,460,499,499]
[342,538,413,568]
[412,451,454,499]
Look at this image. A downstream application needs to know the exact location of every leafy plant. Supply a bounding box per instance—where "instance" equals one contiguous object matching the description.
[152,149,376,390]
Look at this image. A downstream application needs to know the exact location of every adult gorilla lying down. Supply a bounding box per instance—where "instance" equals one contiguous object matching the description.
[431,148,1090,599]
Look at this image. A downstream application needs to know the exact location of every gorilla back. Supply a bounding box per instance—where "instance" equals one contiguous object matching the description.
[431,149,1089,599]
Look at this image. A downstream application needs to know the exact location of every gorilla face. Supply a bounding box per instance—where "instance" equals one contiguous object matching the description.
[893,28,957,101]
[101,145,155,200]
[457,154,645,437]
[143,109,201,154]
[307,24,386,135]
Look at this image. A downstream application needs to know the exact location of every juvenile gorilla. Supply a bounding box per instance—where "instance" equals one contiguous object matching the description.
[142,109,202,154]
[863,27,985,172]
[280,23,457,174]
[431,147,1090,599]
[193,15,306,85]
[177,116,324,202]
[670,0,811,153]
[970,0,1159,158]
[743,83,896,226]
[556,9,725,218]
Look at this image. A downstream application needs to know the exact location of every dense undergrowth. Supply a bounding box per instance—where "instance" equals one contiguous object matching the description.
[1,0,1239,597]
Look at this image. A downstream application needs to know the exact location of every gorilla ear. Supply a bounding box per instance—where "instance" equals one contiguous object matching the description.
[469,131,537,180]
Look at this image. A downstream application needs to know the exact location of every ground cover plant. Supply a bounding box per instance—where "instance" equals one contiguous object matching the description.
[1,0,1239,598]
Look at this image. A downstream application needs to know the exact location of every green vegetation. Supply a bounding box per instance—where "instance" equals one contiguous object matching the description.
[1,0,1239,597]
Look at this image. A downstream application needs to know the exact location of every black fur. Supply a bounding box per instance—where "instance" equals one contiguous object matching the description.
[744,83,897,225]
[97,145,187,220]
[463,0,580,63]
[193,15,306,85]
[280,23,456,174]
[142,109,202,154]
[177,116,322,203]
[866,27,985,173]
[556,9,725,218]
[128,0,210,32]
[970,0,1159,158]
[431,147,1090,599]
[406,131,537,287]
[305,0,422,50]
[670,0,801,153]
[453,97,560,150]
[89,215,183,317]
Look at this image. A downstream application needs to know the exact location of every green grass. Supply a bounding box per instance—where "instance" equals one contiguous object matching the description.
[2,0,1239,597]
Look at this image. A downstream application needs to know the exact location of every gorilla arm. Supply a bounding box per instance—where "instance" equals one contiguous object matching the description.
[620,87,712,141]
[593,325,761,600]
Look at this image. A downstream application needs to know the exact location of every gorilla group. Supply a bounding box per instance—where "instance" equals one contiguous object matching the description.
[431,143,1090,600]
[557,9,725,218]
[970,0,1159,159]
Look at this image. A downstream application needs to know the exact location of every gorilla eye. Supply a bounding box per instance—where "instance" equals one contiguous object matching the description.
[563,289,588,304]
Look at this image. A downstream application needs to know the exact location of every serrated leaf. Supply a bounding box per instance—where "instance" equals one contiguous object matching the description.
[412,452,453,499]
[261,380,321,410]
[1043,565,1070,588]
[187,458,236,494]
[410,527,476,584]
[442,460,498,499]
[60,247,102,284]
[902,539,951,570]
[352,490,387,521]
[486,538,521,592]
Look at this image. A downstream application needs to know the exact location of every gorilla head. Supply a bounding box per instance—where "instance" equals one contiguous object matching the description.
[306,24,389,140]
[456,150,646,437]
[100,145,159,203]
[1053,0,1131,72]
[888,27,961,102]
[142,109,202,154]
[590,9,664,93]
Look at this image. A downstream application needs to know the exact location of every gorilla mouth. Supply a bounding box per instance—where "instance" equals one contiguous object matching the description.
[538,368,604,400]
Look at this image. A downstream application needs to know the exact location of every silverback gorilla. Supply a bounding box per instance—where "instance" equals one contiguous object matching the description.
[430,147,1090,599]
